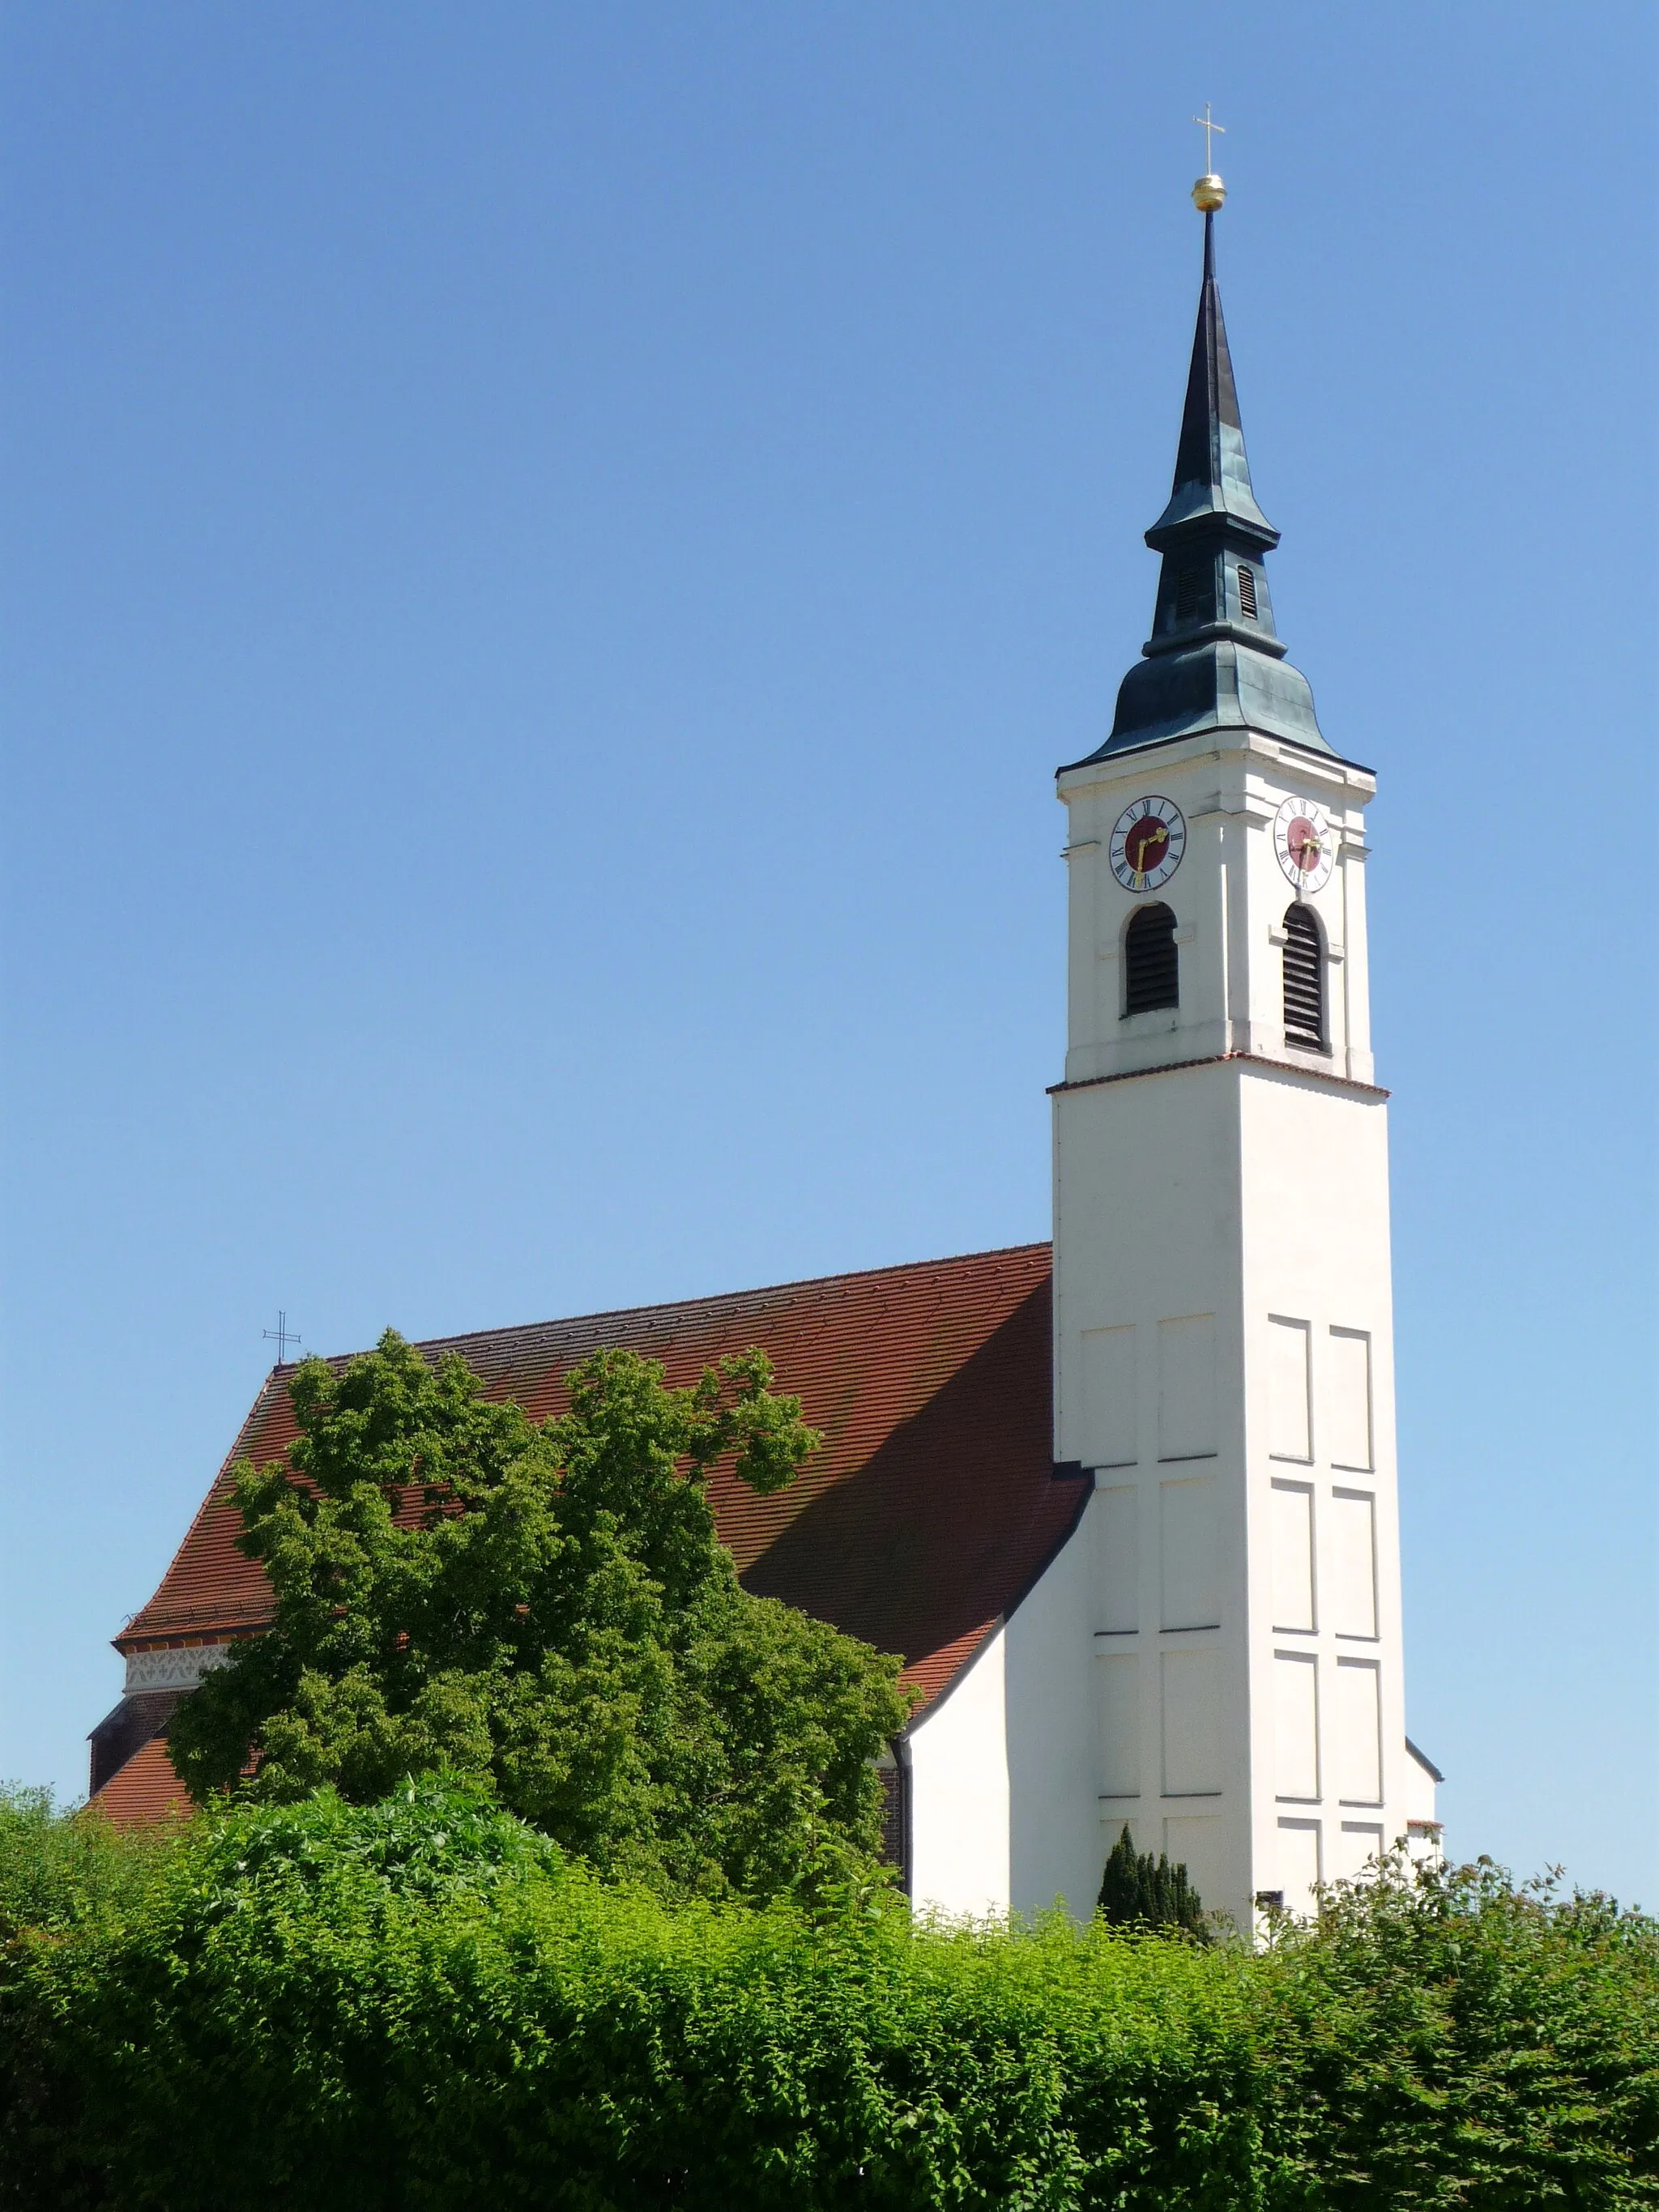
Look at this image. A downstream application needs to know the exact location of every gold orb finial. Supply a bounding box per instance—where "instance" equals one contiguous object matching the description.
[1189,104,1226,213]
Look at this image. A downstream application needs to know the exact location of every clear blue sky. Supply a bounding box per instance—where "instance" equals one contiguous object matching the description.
[1,2,1653,1903]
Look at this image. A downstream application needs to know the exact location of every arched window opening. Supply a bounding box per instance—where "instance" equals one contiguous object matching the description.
[1175,565,1212,623]
[1237,564,1259,620]
[1282,901,1326,1050]
[1124,902,1179,1016]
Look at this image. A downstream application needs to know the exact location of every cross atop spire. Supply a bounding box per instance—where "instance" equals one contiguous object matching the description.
[1192,103,1225,173]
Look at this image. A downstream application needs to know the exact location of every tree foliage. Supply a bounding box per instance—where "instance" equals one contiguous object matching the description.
[166,1332,914,1900]
[1097,1823,1208,1939]
[1256,1849,1659,2206]
[0,1785,1653,2210]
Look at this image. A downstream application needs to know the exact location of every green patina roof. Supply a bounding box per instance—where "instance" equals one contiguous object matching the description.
[1071,210,1329,767]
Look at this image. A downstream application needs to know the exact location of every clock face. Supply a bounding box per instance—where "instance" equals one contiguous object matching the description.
[1273,795,1336,894]
[1110,795,1186,893]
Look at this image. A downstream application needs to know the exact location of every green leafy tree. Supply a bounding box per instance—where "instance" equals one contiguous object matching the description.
[1097,1822,1209,1938]
[167,1331,915,1901]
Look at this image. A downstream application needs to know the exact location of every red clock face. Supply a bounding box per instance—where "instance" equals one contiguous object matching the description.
[1123,817,1170,875]
[1273,795,1336,893]
[1110,795,1187,892]
[1286,818,1321,872]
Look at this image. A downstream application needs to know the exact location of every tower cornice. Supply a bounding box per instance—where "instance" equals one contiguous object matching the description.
[1056,722,1376,795]
[1047,1051,1390,1102]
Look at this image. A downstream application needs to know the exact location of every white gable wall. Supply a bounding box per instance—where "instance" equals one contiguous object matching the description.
[905,1498,1111,1922]
[1004,1484,1107,1915]
[905,1626,1012,1917]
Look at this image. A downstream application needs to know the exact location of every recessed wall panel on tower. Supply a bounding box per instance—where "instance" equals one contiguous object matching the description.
[1273,1651,1320,1801]
[1162,1647,1222,1797]
[1333,1658,1383,1805]
[1268,1318,1312,1462]
[1096,1652,1140,1800]
[1329,1490,1379,1639]
[1270,1481,1316,1633]
[1158,1315,1218,1462]
[1277,1819,1322,1916]
[1165,1816,1226,1916]
[1094,1483,1140,1635]
[1081,1326,1138,1469]
[1328,1329,1374,1471]
[1160,1475,1221,1630]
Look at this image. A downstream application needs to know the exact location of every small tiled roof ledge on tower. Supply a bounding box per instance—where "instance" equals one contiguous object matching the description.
[1077,202,1330,764]
[92,1244,1083,1820]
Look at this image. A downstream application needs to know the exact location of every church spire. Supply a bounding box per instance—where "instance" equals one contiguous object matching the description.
[1082,175,1329,761]
[1150,211,1276,548]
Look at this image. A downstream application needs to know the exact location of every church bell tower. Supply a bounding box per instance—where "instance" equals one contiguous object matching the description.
[1048,168,1436,1928]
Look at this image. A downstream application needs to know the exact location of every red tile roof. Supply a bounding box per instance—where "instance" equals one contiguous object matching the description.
[88,1735,193,1827]
[113,1244,1077,1783]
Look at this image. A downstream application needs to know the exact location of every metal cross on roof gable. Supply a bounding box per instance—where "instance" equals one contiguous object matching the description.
[262,1311,302,1365]
[1191,103,1226,171]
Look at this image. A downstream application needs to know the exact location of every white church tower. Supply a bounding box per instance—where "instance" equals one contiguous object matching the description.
[1039,171,1438,1929]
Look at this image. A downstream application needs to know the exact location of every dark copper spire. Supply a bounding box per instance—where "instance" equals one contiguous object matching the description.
[1151,212,1277,548]
[1076,200,1329,762]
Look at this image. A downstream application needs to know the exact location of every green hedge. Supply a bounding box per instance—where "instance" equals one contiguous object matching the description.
[0,1784,1653,2209]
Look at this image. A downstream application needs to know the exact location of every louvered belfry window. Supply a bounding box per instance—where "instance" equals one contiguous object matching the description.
[1124,901,1179,1016]
[1282,901,1325,1049]
[1175,565,1211,623]
[1237,563,1258,620]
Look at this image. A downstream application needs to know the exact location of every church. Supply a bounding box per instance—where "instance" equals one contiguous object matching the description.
[88,168,1441,1930]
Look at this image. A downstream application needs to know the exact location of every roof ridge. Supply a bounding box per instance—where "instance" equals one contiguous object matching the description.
[279,1240,1054,1374]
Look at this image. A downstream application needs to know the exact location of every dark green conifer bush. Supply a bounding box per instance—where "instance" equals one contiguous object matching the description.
[1097,1822,1208,1938]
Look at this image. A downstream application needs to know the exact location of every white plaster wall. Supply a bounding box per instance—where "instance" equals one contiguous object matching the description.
[1047,725,1431,1933]
[906,1628,1012,1918]
[1237,1063,1423,1912]
[1403,1744,1443,1835]
[1004,1484,1107,1917]
[1051,1057,1256,1927]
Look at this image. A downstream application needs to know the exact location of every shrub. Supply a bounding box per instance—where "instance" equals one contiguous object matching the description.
[0,1785,1653,2210]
